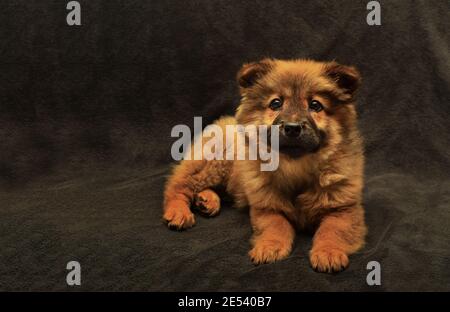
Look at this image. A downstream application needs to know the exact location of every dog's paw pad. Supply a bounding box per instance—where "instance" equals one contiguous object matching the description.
[249,240,291,265]
[309,248,349,273]
[194,190,220,217]
[164,210,195,230]
[163,200,196,230]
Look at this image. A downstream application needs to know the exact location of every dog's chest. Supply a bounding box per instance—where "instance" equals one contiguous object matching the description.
[274,157,318,191]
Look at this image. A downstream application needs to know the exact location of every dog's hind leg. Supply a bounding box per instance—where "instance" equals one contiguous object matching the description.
[163,159,231,230]
[194,189,221,217]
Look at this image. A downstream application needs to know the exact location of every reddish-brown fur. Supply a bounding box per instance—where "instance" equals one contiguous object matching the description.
[163,59,367,273]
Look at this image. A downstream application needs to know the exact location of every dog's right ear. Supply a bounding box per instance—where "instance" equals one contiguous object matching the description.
[237,59,273,88]
[325,62,361,98]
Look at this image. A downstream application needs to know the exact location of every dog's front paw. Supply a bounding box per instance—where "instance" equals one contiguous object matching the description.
[249,239,291,265]
[309,248,349,273]
[163,200,196,230]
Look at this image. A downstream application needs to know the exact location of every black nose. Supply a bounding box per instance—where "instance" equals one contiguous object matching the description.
[283,122,302,138]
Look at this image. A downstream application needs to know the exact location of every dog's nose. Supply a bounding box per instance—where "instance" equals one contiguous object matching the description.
[283,122,302,138]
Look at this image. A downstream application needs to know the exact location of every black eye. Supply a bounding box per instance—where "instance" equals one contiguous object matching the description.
[269,98,283,110]
[309,100,323,112]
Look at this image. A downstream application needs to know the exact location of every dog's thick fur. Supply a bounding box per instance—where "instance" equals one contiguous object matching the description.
[163,59,367,273]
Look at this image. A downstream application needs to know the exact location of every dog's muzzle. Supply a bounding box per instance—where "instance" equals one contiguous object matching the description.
[275,120,322,157]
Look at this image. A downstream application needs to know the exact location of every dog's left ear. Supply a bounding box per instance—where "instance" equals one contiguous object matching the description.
[325,62,361,98]
[237,59,273,89]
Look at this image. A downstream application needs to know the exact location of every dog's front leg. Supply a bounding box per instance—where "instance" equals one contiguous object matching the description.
[309,206,366,273]
[248,207,295,265]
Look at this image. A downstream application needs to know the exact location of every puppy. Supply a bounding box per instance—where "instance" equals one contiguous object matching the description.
[163,59,367,273]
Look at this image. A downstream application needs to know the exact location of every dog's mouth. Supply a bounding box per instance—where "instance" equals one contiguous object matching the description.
[277,135,322,158]
[278,145,305,158]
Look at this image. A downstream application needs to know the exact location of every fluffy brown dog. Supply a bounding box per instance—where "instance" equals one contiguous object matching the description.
[163,59,367,273]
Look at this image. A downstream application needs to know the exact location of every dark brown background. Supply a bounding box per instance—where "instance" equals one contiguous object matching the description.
[0,0,449,291]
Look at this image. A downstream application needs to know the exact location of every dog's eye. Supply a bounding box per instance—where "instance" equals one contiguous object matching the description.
[309,100,323,112]
[269,98,283,110]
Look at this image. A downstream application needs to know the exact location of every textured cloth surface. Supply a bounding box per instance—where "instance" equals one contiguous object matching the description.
[0,0,449,291]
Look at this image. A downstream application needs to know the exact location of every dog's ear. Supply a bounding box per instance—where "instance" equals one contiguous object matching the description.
[237,59,273,88]
[325,62,361,97]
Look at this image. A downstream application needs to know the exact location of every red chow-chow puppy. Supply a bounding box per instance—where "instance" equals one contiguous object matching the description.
[163,59,366,273]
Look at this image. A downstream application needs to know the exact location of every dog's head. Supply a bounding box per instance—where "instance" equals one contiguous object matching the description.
[235,58,361,158]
